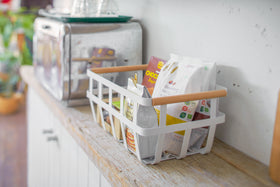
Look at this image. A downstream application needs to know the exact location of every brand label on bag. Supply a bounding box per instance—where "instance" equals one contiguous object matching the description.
[126,128,136,153]
[142,56,166,95]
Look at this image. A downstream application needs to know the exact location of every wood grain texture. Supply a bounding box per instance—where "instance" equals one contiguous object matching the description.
[0,104,27,187]
[212,139,278,186]
[20,66,278,186]
[152,89,227,106]
[270,91,280,184]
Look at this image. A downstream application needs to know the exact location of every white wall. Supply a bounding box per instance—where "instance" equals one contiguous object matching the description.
[116,0,280,165]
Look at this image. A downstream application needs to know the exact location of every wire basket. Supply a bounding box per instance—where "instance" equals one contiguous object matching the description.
[87,65,227,164]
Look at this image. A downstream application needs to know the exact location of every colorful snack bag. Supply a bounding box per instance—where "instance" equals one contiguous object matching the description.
[152,53,216,155]
[142,56,166,95]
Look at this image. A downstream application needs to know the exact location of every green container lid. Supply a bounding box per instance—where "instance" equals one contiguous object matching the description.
[39,9,132,23]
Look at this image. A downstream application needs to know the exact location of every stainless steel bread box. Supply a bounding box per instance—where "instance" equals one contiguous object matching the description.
[33,17,142,106]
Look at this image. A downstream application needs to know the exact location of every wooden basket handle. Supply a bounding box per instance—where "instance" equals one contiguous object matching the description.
[152,89,227,106]
[91,64,148,74]
[90,64,227,105]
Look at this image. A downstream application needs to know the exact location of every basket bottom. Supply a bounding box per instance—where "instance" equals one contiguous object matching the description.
[142,148,206,165]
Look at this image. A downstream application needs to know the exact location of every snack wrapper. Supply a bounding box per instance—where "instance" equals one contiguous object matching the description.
[142,56,166,95]
[152,54,216,155]
[124,75,158,159]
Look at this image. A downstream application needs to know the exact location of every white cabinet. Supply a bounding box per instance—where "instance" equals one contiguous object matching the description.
[27,88,110,187]
[77,144,89,187]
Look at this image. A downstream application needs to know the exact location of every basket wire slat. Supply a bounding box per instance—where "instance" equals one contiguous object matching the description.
[88,91,225,136]
[87,66,227,164]
[178,128,193,159]
[89,78,97,122]
[203,98,218,154]
[153,105,167,164]
[108,87,117,138]
[120,94,128,147]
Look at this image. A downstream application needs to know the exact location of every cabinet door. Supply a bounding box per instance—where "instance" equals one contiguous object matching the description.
[77,146,89,187]
[28,88,111,187]
[27,88,41,187]
[40,102,52,187]
[48,114,61,187]
[60,124,78,187]
[88,159,100,187]
[101,175,111,187]
[27,88,51,187]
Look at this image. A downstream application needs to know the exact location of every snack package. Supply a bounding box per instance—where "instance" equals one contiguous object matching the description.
[193,99,211,121]
[124,75,158,159]
[141,56,167,95]
[96,98,122,140]
[152,53,216,155]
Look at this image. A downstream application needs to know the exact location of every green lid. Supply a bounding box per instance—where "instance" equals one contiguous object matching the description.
[39,9,132,23]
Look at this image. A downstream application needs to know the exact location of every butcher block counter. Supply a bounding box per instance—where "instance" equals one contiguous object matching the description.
[20,66,278,187]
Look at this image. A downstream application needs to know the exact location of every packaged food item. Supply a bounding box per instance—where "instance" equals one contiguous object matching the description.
[193,99,211,121]
[141,56,167,95]
[124,74,158,159]
[152,53,216,155]
[96,98,122,140]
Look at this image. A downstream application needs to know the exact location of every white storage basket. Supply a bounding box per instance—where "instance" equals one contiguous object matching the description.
[87,65,227,164]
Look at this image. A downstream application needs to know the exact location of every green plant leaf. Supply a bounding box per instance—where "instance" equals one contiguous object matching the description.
[3,22,13,48]
[0,9,36,97]
[0,16,10,34]
[21,42,32,65]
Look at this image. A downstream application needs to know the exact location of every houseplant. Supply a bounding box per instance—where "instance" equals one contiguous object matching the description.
[0,51,21,114]
[0,8,35,114]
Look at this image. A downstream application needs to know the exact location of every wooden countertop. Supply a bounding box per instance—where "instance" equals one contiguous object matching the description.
[20,66,278,186]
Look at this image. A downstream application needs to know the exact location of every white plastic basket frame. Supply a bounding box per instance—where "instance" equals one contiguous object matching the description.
[87,65,227,164]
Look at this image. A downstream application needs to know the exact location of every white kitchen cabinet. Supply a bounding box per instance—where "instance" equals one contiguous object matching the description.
[27,87,110,187]
[59,120,78,187]
[100,175,111,187]
[48,115,61,187]
[88,159,100,186]
[27,87,50,187]
[77,145,89,187]
[65,131,79,187]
